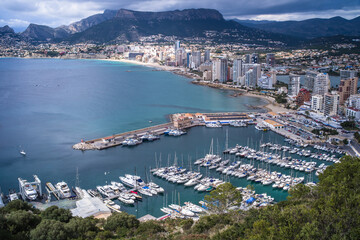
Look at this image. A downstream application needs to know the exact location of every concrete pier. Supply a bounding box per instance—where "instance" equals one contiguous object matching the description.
[73,122,173,150]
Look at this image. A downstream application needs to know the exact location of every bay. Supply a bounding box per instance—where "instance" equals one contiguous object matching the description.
[0,58,268,217]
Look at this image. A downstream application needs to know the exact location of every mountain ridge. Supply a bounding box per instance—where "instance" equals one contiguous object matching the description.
[234,16,360,39]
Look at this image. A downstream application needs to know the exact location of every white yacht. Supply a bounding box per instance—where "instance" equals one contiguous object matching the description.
[119,176,136,188]
[118,193,135,204]
[55,181,72,198]
[23,182,38,201]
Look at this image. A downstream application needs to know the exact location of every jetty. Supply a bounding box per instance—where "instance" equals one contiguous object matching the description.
[73,122,173,150]
[73,112,255,151]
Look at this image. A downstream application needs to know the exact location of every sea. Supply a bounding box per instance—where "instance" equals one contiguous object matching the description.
[0,58,338,218]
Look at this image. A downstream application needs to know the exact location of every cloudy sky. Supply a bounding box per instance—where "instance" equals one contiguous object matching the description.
[1,0,360,32]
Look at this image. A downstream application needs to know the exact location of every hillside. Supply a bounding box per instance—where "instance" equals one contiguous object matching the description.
[235,16,360,39]
[20,24,70,42]
[68,9,300,46]
[60,9,118,34]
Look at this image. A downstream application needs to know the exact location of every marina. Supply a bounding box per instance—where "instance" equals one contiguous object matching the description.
[0,59,351,219]
[1,124,347,218]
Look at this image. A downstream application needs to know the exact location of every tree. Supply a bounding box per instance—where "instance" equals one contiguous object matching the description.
[103,212,139,232]
[204,182,242,214]
[135,220,165,238]
[65,217,98,239]
[341,121,358,130]
[41,206,72,223]
[30,219,68,240]
[343,138,349,145]
[6,210,41,234]
[1,199,36,213]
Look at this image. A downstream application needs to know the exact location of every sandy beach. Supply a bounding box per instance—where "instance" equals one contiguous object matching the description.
[103,58,184,72]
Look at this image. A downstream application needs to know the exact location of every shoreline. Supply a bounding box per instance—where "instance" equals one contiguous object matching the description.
[5,56,288,113]
[103,58,286,113]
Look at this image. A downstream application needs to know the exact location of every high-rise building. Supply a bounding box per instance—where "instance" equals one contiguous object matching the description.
[204,50,210,62]
[186,52,191,68]
[251,53,259,64]
[339,77,359,105]
[324,93,339,116]
[347,94,360,109]
[304,71,318,91]
[266,53,275,67]
[245,54,251,64]
[212,58,228,83]
[174,40,180,52]
[175,48,184,66]
[257,72,275,89]
[313,73,330,96]
[242,64,261,85]
[311,95,324,112]
[232,59,243,85]
[191,51,201,68]
[340,69,357,80]
[245,69,255,87]
[288,74,300,97]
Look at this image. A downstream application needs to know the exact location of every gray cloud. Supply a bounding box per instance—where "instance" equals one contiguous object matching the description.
[0,0,359,32]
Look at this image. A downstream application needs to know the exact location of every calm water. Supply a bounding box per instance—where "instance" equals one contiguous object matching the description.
[0,58,333,218]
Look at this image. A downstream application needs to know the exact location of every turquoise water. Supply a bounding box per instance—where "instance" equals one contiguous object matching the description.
[0,58,334,218]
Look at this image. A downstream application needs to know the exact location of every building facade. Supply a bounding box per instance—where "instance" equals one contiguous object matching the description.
[266,53,275,67]
[296,88,311,106]
[304,71,318,91]
[212,58,228,83]
[288,74,300,96]
[324,93,339,116]
[311,95,324,112]
[313,73,330,96]
[339,77,358,105]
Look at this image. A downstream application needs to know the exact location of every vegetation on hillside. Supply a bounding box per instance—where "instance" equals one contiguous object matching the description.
[1,156,359,239]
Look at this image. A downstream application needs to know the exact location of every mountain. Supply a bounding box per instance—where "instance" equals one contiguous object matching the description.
[68,8,300,46]
[0,25,15,35]
[234,16,360,39]
[20,24,70,42]
[0,25,22,45]
[60,9,117,33]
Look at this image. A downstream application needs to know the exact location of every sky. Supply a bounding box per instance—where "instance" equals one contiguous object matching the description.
[1,0,360,32]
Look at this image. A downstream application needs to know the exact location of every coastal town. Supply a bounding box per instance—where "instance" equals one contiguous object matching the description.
[2,40,360,221]
[4,39,357,155]
[2,2,360,238]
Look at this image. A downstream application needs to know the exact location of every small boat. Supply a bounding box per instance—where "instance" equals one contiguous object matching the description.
[118,193,135,204]
[9,189,19,201]
[20,150,26,156]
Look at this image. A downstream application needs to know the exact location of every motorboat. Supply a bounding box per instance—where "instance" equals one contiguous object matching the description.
[119,176,136,188]
[9,190,19,201]
[55,181,72,198]
[118,193,135,204]
[23,182,38,201]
